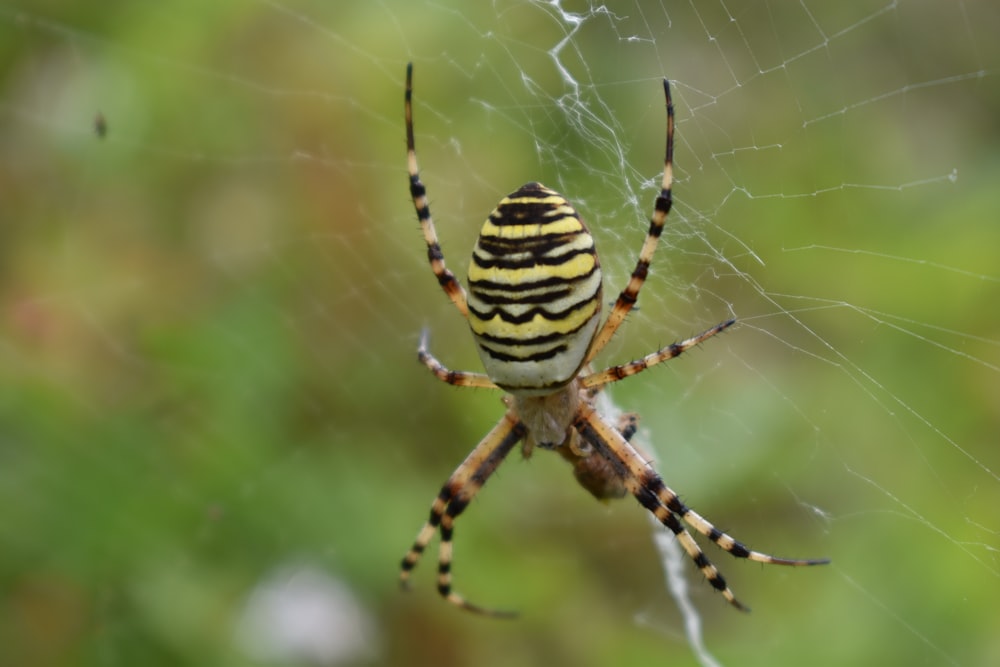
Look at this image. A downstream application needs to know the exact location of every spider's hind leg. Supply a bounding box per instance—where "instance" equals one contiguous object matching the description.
[572,405,750,609]
[650,478,831,568]
[399,412,526,617]
[572,403,828,610]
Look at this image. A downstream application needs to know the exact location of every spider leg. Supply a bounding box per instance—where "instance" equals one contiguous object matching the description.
[400,411,525,618]
[582,319,735,389]
[405,63,469,318]
[603,409,828,568]
[573,404,828,611]
[586,78,675,363]
[573,405,746,610]
[418,329,499,389]
[652,479,830,564]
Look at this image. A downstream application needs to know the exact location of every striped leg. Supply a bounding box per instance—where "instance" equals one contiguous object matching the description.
[418,329,498,389]
[647,475,830,567]
[400,411,525,617]
[573,404,828,611]
[581,319,735,389]
[405,63,469,318]
[586,78,675,363]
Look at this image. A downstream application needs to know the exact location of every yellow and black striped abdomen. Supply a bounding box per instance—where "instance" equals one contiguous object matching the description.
[467,182,603,395]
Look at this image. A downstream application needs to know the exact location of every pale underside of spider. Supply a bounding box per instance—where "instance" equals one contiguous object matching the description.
[398,63,828,617]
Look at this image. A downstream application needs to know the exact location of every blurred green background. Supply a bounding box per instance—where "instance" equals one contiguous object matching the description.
[2,1,999,666]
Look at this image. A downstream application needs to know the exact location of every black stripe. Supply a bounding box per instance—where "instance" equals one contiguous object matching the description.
[474,300,597,346]
[631,259,650,282]
[725,539,750,559]
[468,286,572,305]
[490,203,574,226]
[478,342,567,363]
[409,174,425,198]
[468,292,597,325]
[654,190,671,215]
[446,497,469,518]
[474,303,600,361]
[476,230,585,256]
[645,475,684,515]
[471,244,594,270]
[476,328,570,347]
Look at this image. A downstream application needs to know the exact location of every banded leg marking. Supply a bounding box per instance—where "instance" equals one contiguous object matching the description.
[573,404,827,611]
[405,63,469,317]
[418,329,498,389]
[400,412,525,617]
[582,319,735,389]
[587,79,675,363]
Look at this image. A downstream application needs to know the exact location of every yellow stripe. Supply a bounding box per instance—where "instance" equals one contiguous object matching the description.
[468,299,598,340]
[467,251,595,285]
[481,215,582,240]
[501,194,562,206]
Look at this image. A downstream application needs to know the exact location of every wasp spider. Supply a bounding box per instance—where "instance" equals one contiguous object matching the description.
[399,64,828,617]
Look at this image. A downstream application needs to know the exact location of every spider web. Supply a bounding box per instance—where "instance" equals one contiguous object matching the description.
[2,1,998,666]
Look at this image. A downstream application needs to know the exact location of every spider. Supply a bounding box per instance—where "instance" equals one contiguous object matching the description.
[399,63,828,617]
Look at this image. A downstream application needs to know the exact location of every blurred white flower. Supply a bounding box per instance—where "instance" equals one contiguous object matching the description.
[235,563,378,665]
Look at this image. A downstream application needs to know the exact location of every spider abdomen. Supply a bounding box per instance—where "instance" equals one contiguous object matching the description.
[467,182,602,395]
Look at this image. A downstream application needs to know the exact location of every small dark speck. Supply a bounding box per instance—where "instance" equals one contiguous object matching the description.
[95,112,107,139]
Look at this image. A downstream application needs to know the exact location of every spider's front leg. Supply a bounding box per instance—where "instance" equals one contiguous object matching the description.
[405,63,469,318]
[585,78,675,365]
